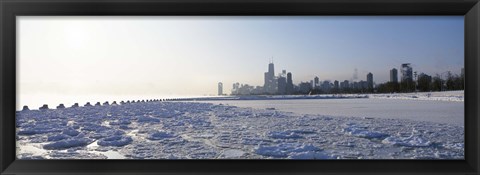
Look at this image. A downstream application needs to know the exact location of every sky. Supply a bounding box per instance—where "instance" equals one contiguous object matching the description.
[17,16,464,108]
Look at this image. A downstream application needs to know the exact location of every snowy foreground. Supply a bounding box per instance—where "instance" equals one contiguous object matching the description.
[16,101,464,159]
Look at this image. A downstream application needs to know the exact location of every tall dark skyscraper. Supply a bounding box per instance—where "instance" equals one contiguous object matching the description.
[264,62,276,94]
[277,76,287,94]
[286,72,293,94]
[367,72,373,90]
[401,63,413,82]
[314,76,319,88]
[390,68,398,83]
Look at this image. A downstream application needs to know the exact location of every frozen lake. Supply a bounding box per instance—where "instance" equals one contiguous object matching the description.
[200,98,464,126]
[16,100,464,159]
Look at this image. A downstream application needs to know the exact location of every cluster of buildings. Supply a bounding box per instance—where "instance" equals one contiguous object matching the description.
[223,61,375,95]
[218,61,461,96]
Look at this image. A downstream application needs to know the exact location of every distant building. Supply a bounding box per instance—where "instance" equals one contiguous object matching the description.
[314,76,319,88]
[367,72,373,90]
[218,82,223,96]
[277,76,287,94]
[352,82,359,89]
[321,81,332,92]
[286,72,293,94]
[390,68,398,83]
[232,82,240,95]
[264,62,277,94]
[299,82,312,94]
[334,80,339,89]
[401,63,413,82]
[22,105,29,111]
[236,84,255,95]
[360,81,368,89]
[340,80,349,89]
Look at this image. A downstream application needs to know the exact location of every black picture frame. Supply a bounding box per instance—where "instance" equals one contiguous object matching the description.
[1,0,479,174]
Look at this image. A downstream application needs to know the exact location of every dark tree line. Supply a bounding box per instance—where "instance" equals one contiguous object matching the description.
[376,72,464,93]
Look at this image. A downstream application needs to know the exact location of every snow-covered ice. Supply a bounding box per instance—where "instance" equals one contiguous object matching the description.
[368,90,464,102]
[16,94,464,159]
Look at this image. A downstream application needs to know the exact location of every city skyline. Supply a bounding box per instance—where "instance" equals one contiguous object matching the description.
[18,16,464,102]
[230,61,464,95]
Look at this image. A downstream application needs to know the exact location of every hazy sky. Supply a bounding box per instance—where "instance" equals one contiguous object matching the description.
[18,16,464,100]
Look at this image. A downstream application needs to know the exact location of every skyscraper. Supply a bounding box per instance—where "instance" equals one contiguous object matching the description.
[401,63,413,82]
[341,80,349,89]
[218,82,223,96]
[334,80,339,89]
[277,76,287,94]
[286,72,293,94]
[264,62,276,94]
[390,68,398,83]
[367,72,373,90]
[314,76,319,88]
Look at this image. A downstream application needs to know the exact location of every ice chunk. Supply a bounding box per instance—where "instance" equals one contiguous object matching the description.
[137,116,160,123]
[18,127,62,135]
[39,104,49,110]
[268,131,303,139]
[56,104,66,109]
[442,142,464,150]
[47,134,70,141]
[97,135,133,147]
[43,138,92,150]
[221,149,245,158]
[382,135,431,147]
[289,151,332,159]
[147,131,175,140]
[343,126,389,139]
[62,129,80,137]
[255,143,323,158]
[255,145,288,158]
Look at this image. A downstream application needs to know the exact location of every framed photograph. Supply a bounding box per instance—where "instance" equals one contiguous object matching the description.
[1,0,479,174]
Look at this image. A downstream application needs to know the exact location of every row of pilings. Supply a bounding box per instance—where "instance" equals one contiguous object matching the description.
[21,98,197,111]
